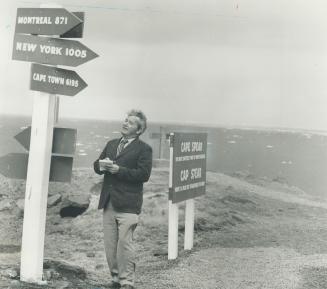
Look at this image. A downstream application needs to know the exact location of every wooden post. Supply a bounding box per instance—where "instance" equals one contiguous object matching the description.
[168,201,179,259]
[20,3,60,284]
[54,95,60,124]
[168,133,178,259]
[184,199,195,250]
[20,91,56,283]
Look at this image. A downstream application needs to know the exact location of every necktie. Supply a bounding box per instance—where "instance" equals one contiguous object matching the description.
[116,138,128,156]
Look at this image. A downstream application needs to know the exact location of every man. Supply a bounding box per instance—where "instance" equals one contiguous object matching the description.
[94,109,152,289]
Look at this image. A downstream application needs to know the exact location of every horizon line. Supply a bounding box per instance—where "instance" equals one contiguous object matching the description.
[1,112,327,135]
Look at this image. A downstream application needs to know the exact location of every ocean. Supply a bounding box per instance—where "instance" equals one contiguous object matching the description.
[1,115,327,198]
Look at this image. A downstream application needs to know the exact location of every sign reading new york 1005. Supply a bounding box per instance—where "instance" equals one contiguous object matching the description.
[170,132,207,203]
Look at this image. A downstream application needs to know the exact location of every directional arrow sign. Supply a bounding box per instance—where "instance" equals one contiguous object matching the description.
[30,63,87,96]
[61,12,84,38]
[14,127,31,151]
[0,153,29,179]
[11,126,76,182]
[12,34,98,67]
[15,126,77,154]
[49,155,74,182]
[0,153,73,182]
[15,8,83,36]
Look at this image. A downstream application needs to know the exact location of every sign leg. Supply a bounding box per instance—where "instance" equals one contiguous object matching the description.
[168,200,179,260]
[184,199,195,250]
[54,95,60,124]
[20,91,56,283]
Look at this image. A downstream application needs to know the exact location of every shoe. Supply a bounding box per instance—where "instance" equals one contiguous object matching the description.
[108,281,121,289]
[121,285,134,289]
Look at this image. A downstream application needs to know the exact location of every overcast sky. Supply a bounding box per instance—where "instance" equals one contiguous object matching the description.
[1,0,327,131]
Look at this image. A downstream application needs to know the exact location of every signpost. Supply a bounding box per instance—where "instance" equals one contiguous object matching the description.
[60,12,84,38]
[0,153,29,179]
[30,63,87,96]
[0,126,78,182]
[170,132,207,203]
[15,8,83,35]
[168,132,207,259]
[20,90,57,283]
[0,153,74,183]
[9,4,98,284]
[12,34,98,67]
[15,126,77,154]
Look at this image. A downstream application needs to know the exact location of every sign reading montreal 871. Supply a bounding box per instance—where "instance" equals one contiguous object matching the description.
[170,132,207,203]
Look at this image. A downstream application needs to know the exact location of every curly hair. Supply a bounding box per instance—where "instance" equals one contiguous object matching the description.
[127,109,147,135]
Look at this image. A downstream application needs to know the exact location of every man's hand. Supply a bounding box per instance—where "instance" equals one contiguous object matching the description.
[104,163,119,174]
[99,158,119,174]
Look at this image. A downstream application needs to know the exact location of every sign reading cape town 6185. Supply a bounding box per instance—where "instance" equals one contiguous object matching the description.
[30,63,87,96]
[170,132,207,203]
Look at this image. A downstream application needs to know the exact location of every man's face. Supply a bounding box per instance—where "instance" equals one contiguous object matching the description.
[121,115,142,138]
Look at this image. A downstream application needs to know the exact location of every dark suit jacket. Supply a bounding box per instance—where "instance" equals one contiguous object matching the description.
[94,137,152,214]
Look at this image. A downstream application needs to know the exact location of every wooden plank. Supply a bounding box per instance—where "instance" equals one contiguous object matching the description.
[184,199,195,250]
[20,90,56,283]
[20,3,60,283]
[168,200,179,260]
[168,133,178,260]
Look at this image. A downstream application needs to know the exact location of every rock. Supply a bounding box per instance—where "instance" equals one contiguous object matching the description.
[15,198,25,218]
[0,200,12,211]
[90,181,103,195]
[48,193,62,208]
[57,281,70,289]
[43,270,52,281]
[10,280,20,287]
[86,252,95,258]
[16,199,25,211]
[86,194,99,212]
[153,249,168,256]
[60,194,90,218]
[5,268,18,279]
[51,270,60,280]
[0,244,20,253]
[44,259,87,280]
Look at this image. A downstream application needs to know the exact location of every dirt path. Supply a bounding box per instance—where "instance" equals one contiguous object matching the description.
[153,247,327,289]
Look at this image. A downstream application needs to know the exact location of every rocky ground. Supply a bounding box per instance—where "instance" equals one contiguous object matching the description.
[1,167,327,289]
